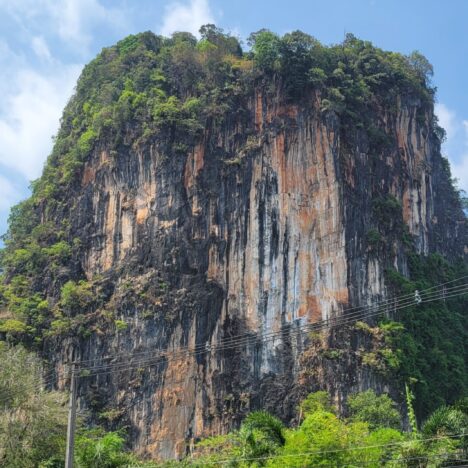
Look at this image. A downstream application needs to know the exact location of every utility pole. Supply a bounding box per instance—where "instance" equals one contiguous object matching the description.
[65,362,78,468]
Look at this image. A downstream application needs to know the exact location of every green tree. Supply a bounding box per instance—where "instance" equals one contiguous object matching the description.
[0,345,68,467]
[0,346,147,467]
[181,391,467,467]
[298,390,334,420]
[238,410,285,462]
[248,29,281,71]
[408,50,434,84]
[347,390,401,430]
[278,30,321,96]
[422,406,468,453]
[270,410,353,467]
[75,429,138,468]
[199,24,242,57]
[60,280,93,315]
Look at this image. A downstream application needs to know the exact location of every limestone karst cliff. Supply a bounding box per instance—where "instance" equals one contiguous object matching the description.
[1,28,466,460]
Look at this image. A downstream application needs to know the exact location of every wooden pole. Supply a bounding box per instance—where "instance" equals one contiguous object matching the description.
[65,362,77,468]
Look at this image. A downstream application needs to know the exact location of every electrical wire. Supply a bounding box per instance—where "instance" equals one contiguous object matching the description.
[11,283,459,389]
[1,284,468,464]
[33,284,466,382]
[71,284,468,379]
[4,277,466,392]
[73,275,468,369]
[74,285,466,369]
[338,454,468,468]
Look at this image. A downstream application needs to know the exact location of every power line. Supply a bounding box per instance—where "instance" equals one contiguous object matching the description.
[2,276,466,465]
[2,279,465,411]
[77,274,466,368]
[339,454,468,468]
[4,280,464,391]
[73,275,468,369]
[78,282,467,373]
[1,284,468,463]
[70,284,468,379]
[23,285,464,385]
[3,283,455,403]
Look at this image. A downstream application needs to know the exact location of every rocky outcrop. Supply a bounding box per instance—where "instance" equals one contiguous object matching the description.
[39,78,466,460]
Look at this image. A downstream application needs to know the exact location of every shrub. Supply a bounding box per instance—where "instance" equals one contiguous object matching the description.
[114,319,128,331]
[60,280,93,315]
[367,228,382,247]
[0,319,28,334]
[43,241,72,262]
[372,195,402,224]
[77,128,97,157]
[75,430,137,467]
[299,391,334,416]
[347,390,401,430]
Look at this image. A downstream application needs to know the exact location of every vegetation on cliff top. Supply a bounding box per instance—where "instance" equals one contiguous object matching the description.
[20,25,435,205]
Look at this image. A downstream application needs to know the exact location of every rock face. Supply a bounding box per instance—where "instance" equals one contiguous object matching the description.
[4,31,465,461]
[45,85,465,459]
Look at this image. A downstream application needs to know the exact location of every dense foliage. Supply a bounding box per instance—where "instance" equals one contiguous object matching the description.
[0,345,148,467]
[0,344,68,467]
[384,254,468,418]
[171,390,467,467]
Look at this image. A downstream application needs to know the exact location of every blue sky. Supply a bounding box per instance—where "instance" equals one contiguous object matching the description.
[0,0,467,238]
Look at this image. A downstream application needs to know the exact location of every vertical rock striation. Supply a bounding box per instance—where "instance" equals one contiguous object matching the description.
[46,87,464,459]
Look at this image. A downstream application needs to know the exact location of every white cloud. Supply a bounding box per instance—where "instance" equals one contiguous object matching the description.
[435,103,468,193]
[32,36,52,61]
[0,0,130,233]
[160,0,214,37]
[0,64,82,180]
[0,0,128,52]
[0,174,20,210]
[463,120,468,139]
[50,0,127,50]
[0,39,24,73]
[451,155,468,193]
[435,102,456,142]
[0,40,14,60]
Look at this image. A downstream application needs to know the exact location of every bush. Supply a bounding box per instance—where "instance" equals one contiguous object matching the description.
[367,228,382,247]
[0,319,28,334]
[77,128,97,157]
[372,195,402,225]
[43,241,72,262]
[75,430,138,467]
[347,390,401,430]
[114,319,128,331]
[299,391,334,417]
[60,280,93,315]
